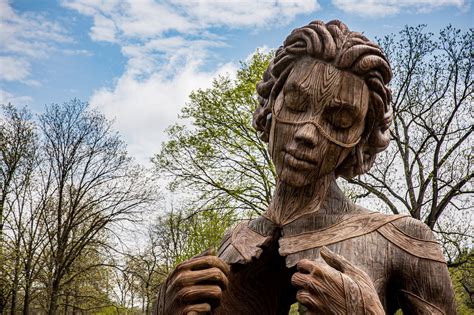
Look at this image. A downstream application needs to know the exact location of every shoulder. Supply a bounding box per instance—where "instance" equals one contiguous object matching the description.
[390,216,438,242]
[217,216,278,265]
[375,215,446,264]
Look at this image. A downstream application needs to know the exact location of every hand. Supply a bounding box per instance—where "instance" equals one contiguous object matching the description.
[291,246,384,315]
[163,252,230,315]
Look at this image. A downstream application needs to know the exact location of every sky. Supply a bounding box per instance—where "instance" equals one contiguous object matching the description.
[1,0,472,165]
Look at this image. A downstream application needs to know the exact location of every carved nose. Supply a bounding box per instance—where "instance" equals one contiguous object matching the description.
[294,123,317,148]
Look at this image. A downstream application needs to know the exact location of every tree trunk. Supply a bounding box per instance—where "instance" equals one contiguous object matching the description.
[10,250,21,315]
[0,274,7,315]
[0,204,7,315]
[47,278,61,315]
[23,254,33,315]
[23,284,31,315]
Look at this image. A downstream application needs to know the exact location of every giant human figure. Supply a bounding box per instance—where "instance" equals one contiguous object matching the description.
[154,20,456,315]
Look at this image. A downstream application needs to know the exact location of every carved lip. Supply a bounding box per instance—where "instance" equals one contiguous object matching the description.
[283,148,318,170]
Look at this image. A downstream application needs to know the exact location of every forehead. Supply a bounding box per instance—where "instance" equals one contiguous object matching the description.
[284,58,369,111]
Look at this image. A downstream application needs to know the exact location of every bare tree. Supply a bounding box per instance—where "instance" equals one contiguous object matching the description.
[348,25,473,261]
[125,229,165,314]
[0,104,38,314]
[34,99,152,314]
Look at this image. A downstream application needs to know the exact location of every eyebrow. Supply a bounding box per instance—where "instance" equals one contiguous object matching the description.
[283,82,310,98]
[328,100,362,116]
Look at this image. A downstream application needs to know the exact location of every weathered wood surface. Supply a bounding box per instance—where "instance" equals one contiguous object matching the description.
[153,19,456,315]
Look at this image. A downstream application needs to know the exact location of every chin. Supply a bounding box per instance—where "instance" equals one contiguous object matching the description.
[279,167,316,187]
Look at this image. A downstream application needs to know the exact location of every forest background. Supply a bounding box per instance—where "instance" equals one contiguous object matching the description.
[1,1,473,314]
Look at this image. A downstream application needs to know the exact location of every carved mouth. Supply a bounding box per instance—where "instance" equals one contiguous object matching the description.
[282,149,318,170]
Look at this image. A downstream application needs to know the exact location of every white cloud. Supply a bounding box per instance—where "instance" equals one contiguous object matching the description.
[89,61,237,164]
[0,89,32,105]
[169,0,319,28]
[61,0,195,42]
[0,56,42,86]
[62,0,319,41]
[0,0,72,58]
[118,1,193,38]
[0,56,30,81]
[332,0,468,16]
[62,49,94,56]
[0,0,73,87]
[90,14,118,42]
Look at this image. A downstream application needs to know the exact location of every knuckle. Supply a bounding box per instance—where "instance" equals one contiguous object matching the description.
[170,271,189,289]
[291,272,307,286]
[208,285,223,301]
[176,286,194,302]
[182,303,211,314]
[208,267,225,281]
[209,256,226,269]
[175,260,188,272]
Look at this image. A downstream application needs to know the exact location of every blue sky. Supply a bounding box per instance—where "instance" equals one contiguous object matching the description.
[1,0,472,164]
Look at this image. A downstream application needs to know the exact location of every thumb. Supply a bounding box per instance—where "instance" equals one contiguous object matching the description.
[193,247,216,258]
[320,246,351,273]
[321,247,374,288]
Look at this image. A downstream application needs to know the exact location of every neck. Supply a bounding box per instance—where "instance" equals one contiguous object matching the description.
[264,174,351,225]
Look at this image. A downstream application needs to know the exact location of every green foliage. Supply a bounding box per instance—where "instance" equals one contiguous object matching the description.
[154,51,275,217]
[289,303,299,315]
[450,251,474,314]
[153,204,237,270]
[177,208,236,264]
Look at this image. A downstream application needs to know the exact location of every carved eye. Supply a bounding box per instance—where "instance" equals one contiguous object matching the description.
[284,90,308,112]
[323,107,356,129]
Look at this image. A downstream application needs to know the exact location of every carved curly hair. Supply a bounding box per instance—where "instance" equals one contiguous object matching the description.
[253,20,392,179]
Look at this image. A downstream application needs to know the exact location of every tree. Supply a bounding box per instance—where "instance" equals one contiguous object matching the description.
[449,250,474,314]
[35,99,152,314]
[154,51,274,217]
[347,25,473,262]
[0,104,38,314]
[152,203,236,268]
[1,100,156,314]
[121,228,169,314]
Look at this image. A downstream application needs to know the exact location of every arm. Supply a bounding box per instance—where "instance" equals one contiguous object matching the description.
[391,218,456,315]
[397,255,456,315]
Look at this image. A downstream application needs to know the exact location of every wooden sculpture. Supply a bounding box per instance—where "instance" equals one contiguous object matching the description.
[154,20,456,315]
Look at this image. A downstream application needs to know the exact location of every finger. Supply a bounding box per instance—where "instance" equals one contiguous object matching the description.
[311,261,343,281]
[177,285,222,306]
[293,267,342,297]
[170,267,229,290]
[320,247,374,286]
[183,303,211,315]
[320,246,349,272]
[295,289,325,313]
[177,256,230,276]
[291,272,315,290]
[296,259,316,274]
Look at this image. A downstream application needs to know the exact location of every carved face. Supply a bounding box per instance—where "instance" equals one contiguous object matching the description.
[269,58,370,187]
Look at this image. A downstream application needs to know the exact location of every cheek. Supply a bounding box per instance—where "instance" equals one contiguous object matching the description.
[319,123,364,175]
[268,122,296,158]
[319,142,350,176]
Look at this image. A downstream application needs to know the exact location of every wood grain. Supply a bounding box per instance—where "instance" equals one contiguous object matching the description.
[153,19,456,315]
[377,223,446,263]
[279,212,409,255]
